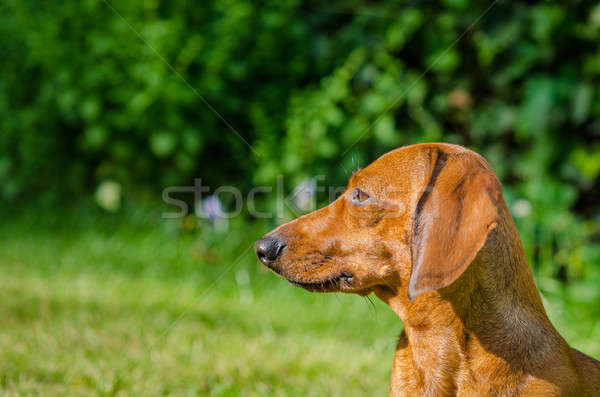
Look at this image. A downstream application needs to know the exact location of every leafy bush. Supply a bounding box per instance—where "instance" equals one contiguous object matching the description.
[1,1,599,299]
[1,0,335,199]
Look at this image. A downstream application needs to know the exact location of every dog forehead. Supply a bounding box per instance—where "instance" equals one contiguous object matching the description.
[351,147,432,191]
[354,143,489,187]
[348,142,491,204]
[373,147,431,173]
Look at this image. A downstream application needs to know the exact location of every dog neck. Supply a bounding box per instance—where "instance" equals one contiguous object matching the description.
[375,204,566,394]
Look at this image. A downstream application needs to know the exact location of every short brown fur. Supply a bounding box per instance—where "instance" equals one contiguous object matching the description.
[256,143,600,396]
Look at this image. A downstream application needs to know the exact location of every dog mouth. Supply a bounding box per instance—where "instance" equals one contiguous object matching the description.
[288,271,355,292]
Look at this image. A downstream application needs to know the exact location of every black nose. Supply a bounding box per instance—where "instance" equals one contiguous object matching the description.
[254,235,285,266]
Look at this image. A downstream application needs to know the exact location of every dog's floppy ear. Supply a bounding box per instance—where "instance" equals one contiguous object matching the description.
[408,150,501,300]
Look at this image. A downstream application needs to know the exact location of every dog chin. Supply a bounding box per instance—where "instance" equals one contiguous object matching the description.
[286,271,369,293]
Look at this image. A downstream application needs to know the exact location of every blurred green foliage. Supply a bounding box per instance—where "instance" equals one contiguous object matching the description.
[1,1,600,299]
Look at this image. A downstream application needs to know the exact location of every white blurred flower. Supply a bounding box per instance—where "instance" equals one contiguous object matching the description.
[291,178,317,212]
[197,195,228,232]
[201,195,224,221]
[512,199,532,218]
[591,4,600,28]
[95,180,122,212]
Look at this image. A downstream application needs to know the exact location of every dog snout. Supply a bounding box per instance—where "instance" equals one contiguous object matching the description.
[254,235,286,266]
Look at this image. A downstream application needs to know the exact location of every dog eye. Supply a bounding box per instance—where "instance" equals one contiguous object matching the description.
[351,188,371,204]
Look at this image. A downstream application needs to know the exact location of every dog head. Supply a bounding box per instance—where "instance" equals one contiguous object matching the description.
[254,143,502,300]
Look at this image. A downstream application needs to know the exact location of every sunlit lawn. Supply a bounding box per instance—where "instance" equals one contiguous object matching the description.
[0,213,598,396]
[0,215,400,396]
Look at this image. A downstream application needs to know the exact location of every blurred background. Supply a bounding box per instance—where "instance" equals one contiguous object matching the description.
[1,0,600,395]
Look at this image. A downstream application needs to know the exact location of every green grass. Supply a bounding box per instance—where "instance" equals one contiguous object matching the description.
[0,213,598,396]
[0,215,400,396]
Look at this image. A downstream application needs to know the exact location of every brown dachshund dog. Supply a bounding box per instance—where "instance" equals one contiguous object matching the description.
[254,143,600,396]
